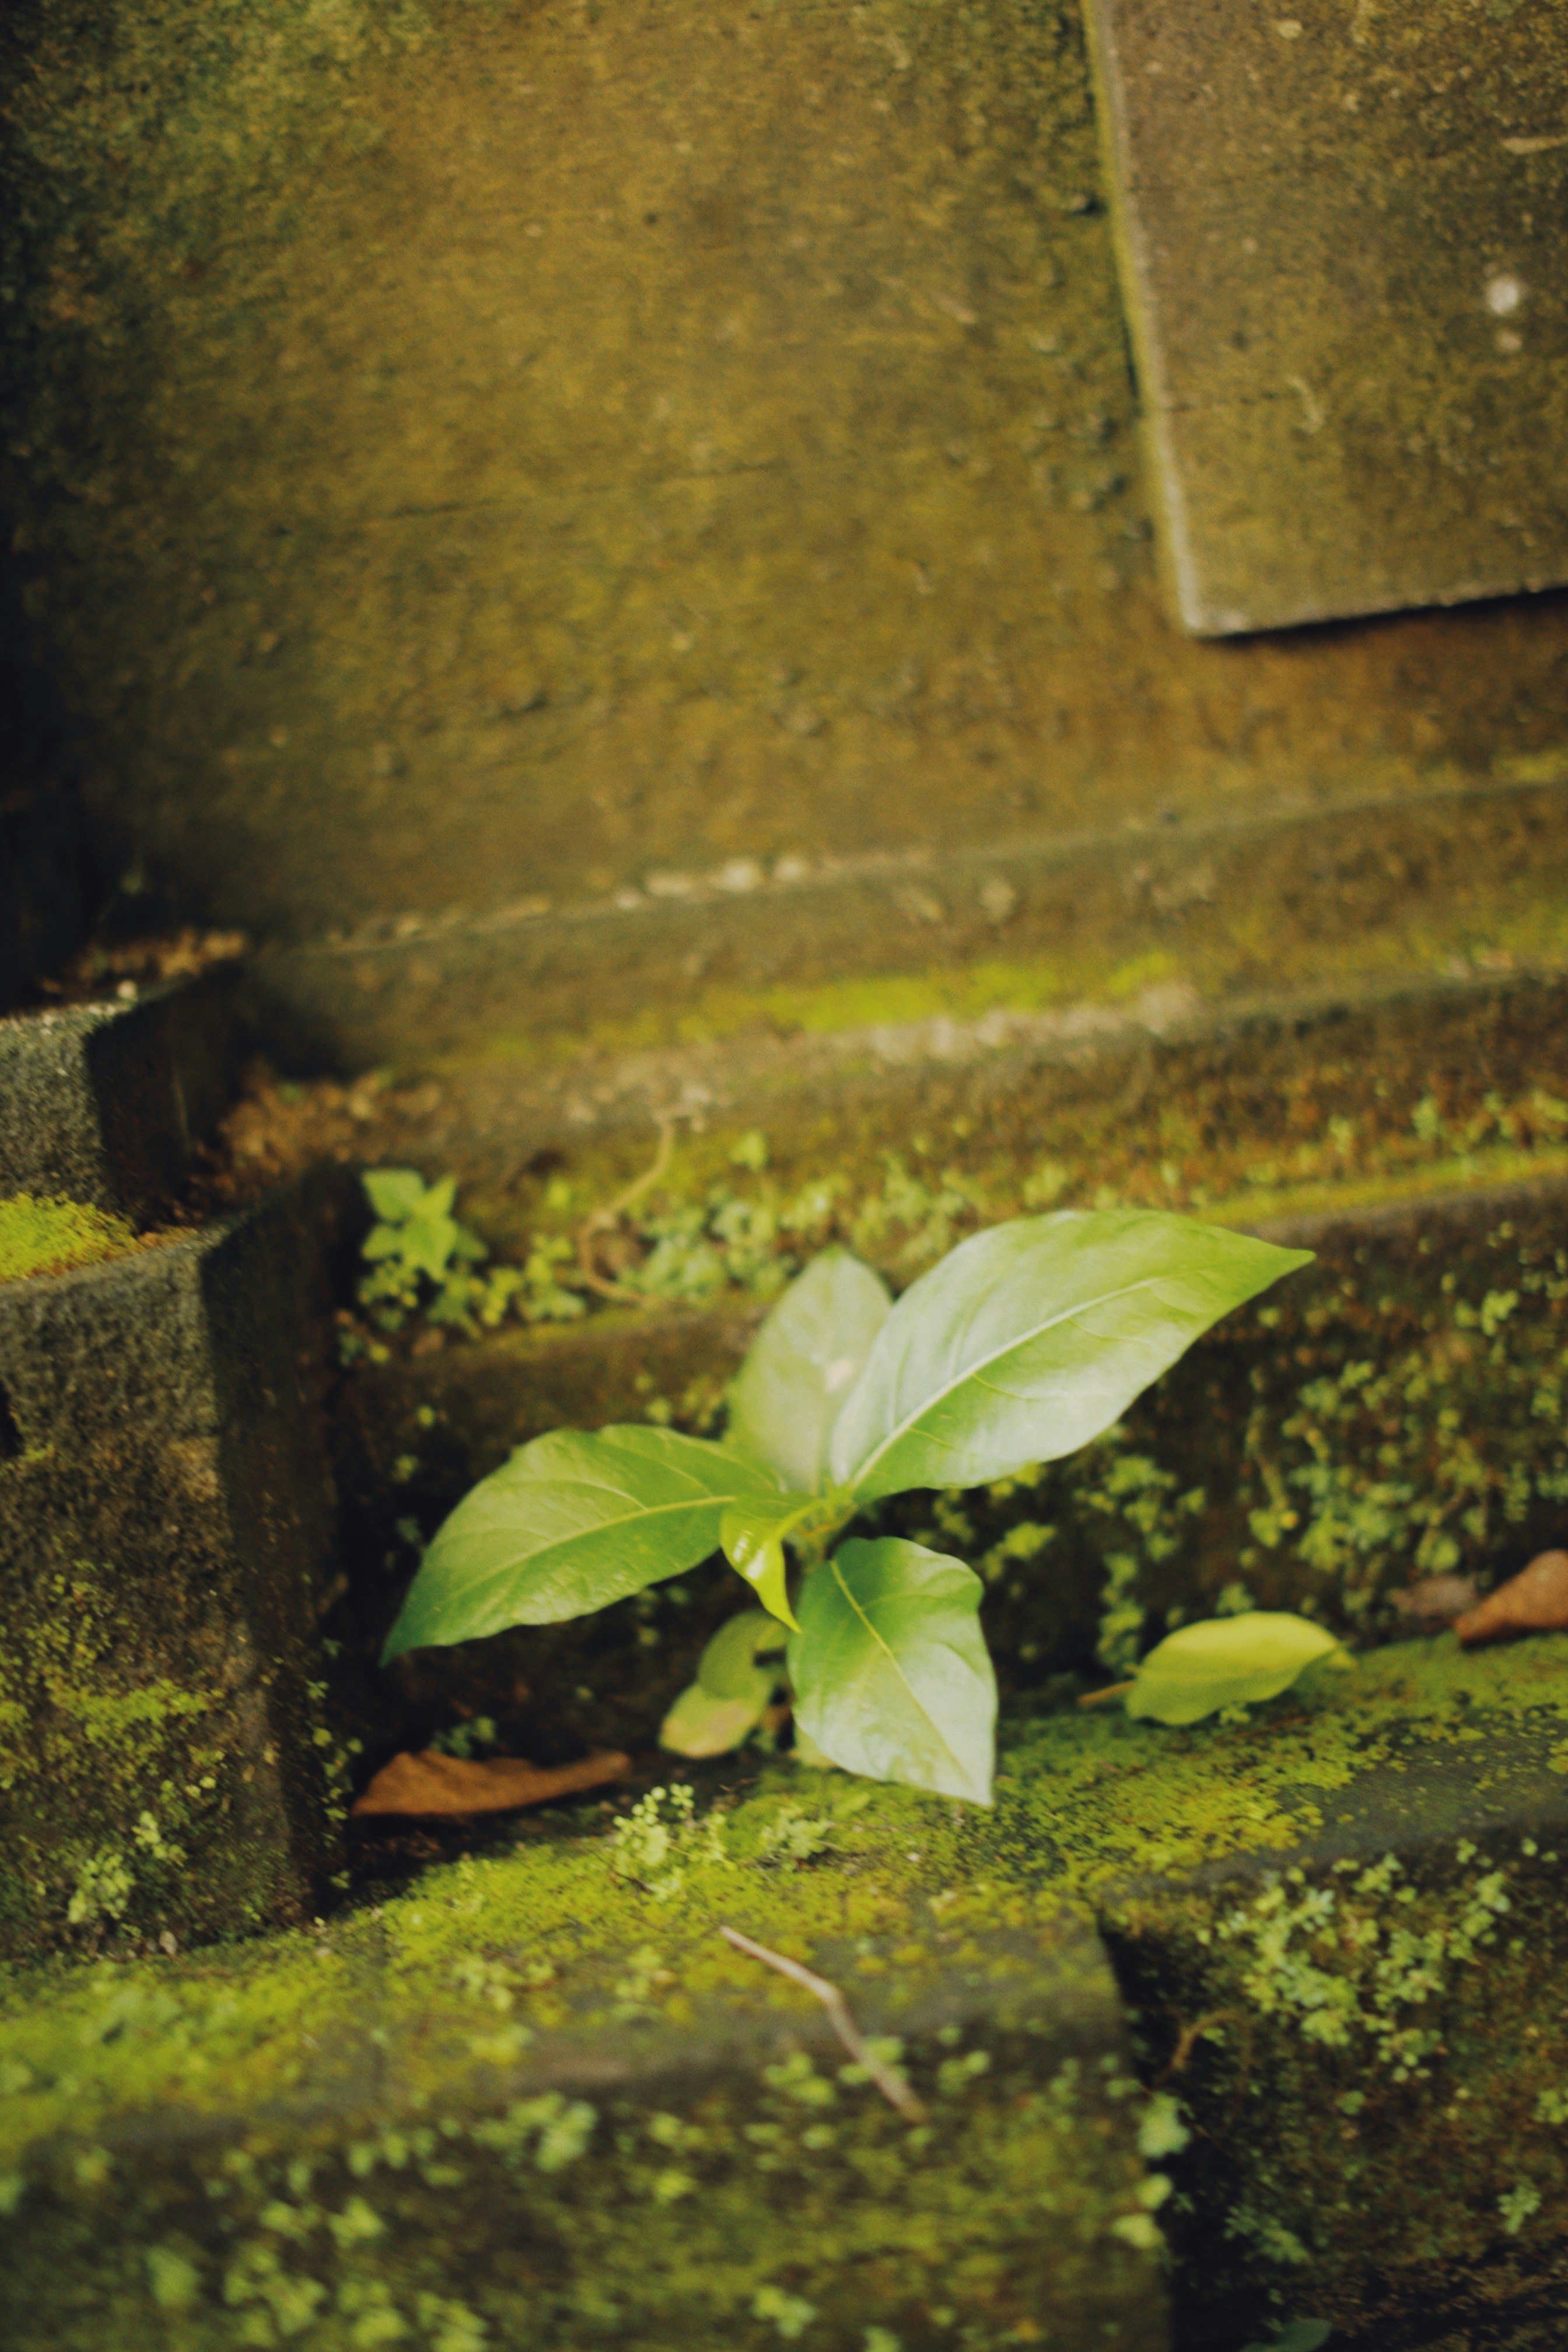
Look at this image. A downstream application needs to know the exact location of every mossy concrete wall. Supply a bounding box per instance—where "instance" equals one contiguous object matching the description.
[6,0,1568,1058]
[0,974,235,1219]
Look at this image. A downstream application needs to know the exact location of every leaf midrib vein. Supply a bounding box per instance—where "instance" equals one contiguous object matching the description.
[829,1557,966,1777]
[844,1272,1164,1486]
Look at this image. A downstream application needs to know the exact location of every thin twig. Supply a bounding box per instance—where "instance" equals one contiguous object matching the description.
[718,1924,926,2122]
[1077,1680,1135,1709]
[575,1114,679,1303]
[1154,2007,1245,2087]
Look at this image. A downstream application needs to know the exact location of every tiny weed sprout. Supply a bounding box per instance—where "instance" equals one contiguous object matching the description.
[382,1209,1312,1802]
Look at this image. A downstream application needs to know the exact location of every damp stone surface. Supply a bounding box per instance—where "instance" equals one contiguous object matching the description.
[4,1642,1568,2347]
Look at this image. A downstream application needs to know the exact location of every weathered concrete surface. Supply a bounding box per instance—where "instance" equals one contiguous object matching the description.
[7,0,1568,1059]
[0,1182,346,1955]
[1086,0,1568,634]
[246,771,1568,1070]
[0,1884,1167,2352]
[0,973,236,1220]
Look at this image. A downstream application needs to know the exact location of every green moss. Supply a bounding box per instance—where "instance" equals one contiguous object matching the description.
[0,1195,136,1285]
[5,1640,1568,2342]
[0,1552,320,1958]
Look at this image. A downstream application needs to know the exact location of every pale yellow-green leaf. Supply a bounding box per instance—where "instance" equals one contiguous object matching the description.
[1125,1613,1344,1727]
[659,1681,767,1758]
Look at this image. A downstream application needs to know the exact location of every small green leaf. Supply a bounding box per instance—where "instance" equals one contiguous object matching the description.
[382,1427,782,1660]
[727,1249,891,1493]
[720,1497,814,1631]
[1125,1614,1343,1727]
[789,1538,996,1805]
[660,1681,769,1758]
[696,1608,788,1700]
[362,1168,431,1223]
[830,1210,1312,1503]
[398,1209,461,1280]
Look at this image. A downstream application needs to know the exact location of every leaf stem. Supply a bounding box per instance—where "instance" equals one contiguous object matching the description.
[717,1924,926,2122]
[1076,1680,1135,1708]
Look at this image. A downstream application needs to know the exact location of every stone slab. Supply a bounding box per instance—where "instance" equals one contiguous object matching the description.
[0,971,236,1219]
[0,1181,346,1954]
[1085,0,1568,633]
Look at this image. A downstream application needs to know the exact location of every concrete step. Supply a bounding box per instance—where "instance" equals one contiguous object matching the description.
[243,775,1568,1072]
[3,1638,1566,2348]
[0,971,237,1222]
[0,1180,348,1957]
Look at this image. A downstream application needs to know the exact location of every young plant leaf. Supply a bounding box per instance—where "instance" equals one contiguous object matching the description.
[829,1210,1312,1502]
[720,1496,814,1630]
[1124,1612,1343,1726]
[788,1538,996,1805]
[696,1608,789,1699]
[662,1608,788,1757]
[382,1427,781,1660]
[727,1248,891,1492]
[660,1682,771,1758]
[363,1167,436,1222]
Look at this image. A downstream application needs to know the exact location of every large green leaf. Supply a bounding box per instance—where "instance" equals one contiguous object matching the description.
[788,1538,996,1805]
[1124,1613,1343,1726]
[382,1427,781,1660]
[727,1248,891,1493]
[829,1210,1312,1503]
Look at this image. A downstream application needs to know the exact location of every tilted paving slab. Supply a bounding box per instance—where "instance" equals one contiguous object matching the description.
[4,1643,1568,2347]
[0,972,236,1220]
[1086,0,1568,633]
[0,1180,347,1955]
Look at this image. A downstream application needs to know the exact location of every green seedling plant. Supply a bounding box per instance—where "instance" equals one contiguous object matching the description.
[357,1168,523,1335]
[383,1209,1313,1803]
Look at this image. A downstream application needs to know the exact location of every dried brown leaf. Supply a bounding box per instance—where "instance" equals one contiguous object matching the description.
[1453,1551,1568,1648]
[352,1747,629,1819]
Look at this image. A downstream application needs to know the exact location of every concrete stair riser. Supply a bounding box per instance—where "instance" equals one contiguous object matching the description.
[0,1184,346,1955]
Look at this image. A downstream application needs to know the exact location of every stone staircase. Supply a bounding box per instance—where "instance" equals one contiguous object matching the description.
[7,949,1568,2348]
[6,2,1568,2347]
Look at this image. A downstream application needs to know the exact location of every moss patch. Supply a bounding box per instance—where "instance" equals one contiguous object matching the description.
[4,1641,1568,2343]
[0,1195,135,1285]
